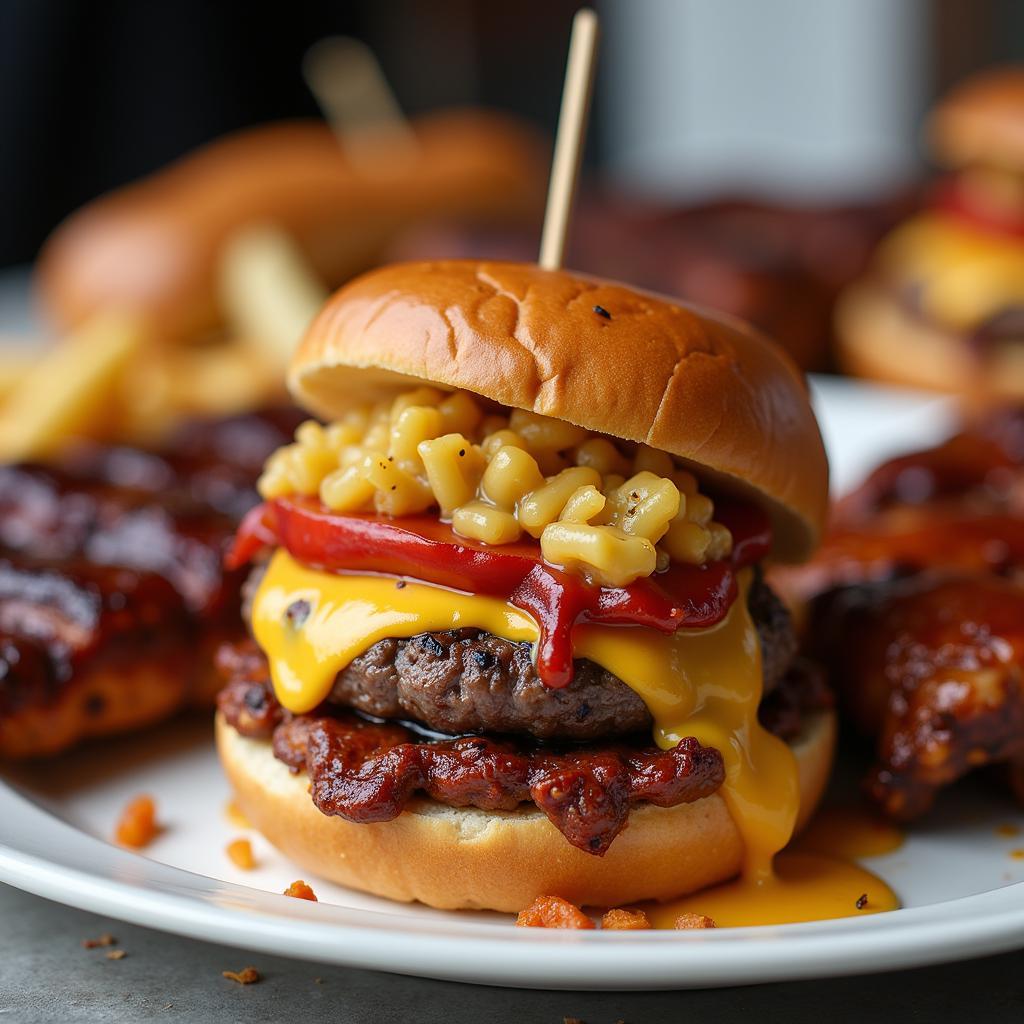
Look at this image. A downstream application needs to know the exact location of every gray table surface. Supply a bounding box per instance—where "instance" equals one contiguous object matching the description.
[0,883,1022,1023]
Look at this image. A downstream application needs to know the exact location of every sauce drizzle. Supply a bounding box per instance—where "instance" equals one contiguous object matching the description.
[229,496,771,689]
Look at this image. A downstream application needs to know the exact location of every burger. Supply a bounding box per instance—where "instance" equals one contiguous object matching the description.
[837,67,1024,397]
[217,259,833,912]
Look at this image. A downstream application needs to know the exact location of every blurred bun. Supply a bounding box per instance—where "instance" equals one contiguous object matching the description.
[835,281,1024,400]
[36,112,547,344]
[929,66,1024,170]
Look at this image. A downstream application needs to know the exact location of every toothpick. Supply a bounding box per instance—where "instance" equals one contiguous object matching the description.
[303,36,419,170]
[539,9,600,271]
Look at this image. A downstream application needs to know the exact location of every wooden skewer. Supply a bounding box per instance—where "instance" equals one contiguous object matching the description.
[539,8,600,271]
[302,36,419,171]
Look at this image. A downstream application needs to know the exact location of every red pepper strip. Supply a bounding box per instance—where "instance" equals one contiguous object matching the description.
[227,496,771,688]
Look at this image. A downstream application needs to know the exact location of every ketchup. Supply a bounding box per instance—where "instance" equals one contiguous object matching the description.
[228,497,771,689]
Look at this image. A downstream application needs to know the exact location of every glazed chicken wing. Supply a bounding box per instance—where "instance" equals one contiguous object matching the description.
[778,407,1024,818]
[810,573,1024,818]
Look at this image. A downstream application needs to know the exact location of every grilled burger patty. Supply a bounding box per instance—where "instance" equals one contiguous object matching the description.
[246,572,796,741]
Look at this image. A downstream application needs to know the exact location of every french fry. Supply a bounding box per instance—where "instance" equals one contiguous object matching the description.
[116,336,284,445]
[0,348,34,402]
[0,312,145,462]
[219,226,329,368]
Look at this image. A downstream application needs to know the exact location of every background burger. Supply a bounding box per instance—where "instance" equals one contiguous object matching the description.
[217,259,833,912]
[837,66,1024,398]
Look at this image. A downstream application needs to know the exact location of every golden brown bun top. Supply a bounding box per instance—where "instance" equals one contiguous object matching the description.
[290,260,829,561]
[929,66,1024,170]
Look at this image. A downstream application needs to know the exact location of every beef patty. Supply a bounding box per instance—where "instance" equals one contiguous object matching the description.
[247,570,795,741]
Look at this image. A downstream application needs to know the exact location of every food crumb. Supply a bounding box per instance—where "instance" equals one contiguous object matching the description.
[515,895,595,929]
[115,795,159,848]
[995,823,1020,838]
[222,967,261,985]
[314,977,323,985]
[105,949,127,960]
[226,838,256,870]
[855,893,869,910]
[283,879,318,901]
[81,933,116,949]
[673,913,716,930]
[1010,849,1024,860]
[224,799,251,829]
[601,908,651,930]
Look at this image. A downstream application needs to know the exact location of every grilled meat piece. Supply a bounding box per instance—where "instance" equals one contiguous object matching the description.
[0,406,302,759]
[217,637,829,854]
[0,463,238,615]
[238,572,796,741]
[780,407,1024,819]
[326,578,795,741]
[810,572,1024,819]
[0,555,197,758]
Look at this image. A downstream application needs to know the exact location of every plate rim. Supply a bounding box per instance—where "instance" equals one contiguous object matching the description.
[4,779,1024,990]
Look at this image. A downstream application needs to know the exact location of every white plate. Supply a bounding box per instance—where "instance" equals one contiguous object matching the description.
[7,376,1024,991]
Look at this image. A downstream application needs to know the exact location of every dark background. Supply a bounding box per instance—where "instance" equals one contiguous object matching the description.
[3,0,1024,268]
[0,0,580,267]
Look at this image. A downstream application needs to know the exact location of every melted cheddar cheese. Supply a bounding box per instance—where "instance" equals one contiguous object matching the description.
[251,550,798,879]
[880,213,1024,332]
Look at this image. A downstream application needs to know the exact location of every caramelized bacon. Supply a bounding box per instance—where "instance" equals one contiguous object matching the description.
[273,713,724,855]
[217,639,828,854]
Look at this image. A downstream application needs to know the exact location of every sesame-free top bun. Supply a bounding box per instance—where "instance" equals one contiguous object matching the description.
[217,708,835,913]
[929,66,1024,171]
[289,260,829,561]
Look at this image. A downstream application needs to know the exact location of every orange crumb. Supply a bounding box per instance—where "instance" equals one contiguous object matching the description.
[997,823,1022,838]
[224,799,251,829]
[673,913,716,930]
[81,933,116,949]
[601,908,651,930]
[105,950,127,960]
[1010,849,1024,860]
[283,880,317,901]
[516,896,595,929]
[226,838,255,870]
[222,967,260,985]
[115,795,159,848]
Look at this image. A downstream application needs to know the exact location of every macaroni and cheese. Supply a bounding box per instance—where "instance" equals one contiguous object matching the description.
[258,388,732,587]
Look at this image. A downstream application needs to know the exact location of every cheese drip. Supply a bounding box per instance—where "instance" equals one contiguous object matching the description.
[251,550,799,877]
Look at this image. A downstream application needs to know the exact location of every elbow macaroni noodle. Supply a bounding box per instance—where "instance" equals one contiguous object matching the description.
[258,388,733,587]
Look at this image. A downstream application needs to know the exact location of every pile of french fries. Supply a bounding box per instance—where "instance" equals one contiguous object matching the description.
[0,228,325,462]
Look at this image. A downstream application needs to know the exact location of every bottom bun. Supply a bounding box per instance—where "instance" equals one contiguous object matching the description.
[217,709,836,912]
[836,282,1024,399]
